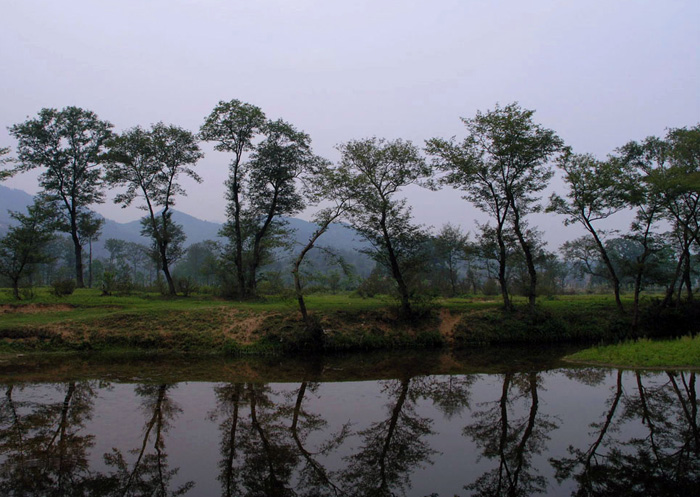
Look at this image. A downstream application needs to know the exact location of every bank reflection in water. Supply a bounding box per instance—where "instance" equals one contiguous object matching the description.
[0,370,697,496]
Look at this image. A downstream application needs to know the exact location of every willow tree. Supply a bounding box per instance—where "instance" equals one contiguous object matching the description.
[428,103,562,311]
[105,123,203,295]
[340,138,431,317]
[9,107,112,287]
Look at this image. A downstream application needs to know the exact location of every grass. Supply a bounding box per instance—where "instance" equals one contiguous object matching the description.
[565,335,700,368]
[0,288,697,361]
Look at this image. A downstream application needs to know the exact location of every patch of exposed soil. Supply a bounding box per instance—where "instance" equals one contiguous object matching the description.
[218,307,272,344]
[0,303,75,314]
[439,309,462,345]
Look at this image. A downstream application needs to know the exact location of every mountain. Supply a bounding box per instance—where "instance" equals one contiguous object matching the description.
[0,184,369,258]
[0,185,34,234]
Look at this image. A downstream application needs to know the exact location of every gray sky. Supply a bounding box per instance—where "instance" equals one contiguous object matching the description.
[1,0,698,248]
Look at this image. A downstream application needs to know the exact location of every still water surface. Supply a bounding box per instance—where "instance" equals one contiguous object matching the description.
[0,350,697,496]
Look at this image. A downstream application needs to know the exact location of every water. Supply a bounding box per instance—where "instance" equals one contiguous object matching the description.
[0,350,697,496]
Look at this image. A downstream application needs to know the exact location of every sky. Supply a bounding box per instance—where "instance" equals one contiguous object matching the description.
[1,0,698,248]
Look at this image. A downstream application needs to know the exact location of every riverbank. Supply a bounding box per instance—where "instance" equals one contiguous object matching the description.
[1,289,697,362]
[564,335,700,368]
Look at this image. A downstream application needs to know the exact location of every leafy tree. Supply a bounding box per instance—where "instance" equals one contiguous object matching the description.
[202,101,325,298]
[292,161,357,334]
[548,153,633,311]
[174,240,220,285]
[0,199,57,299]
[8,107,113,287]
[77,210,104,288]
[200,100,267,298]
[433,223,470,297]
[340,137,431,317]
[0,146,12,180]
[428,103,563,311]
[619,125,700,307]
[105,123,203,295]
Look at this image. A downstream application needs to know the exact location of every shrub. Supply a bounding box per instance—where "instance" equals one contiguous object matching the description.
[51,279,76,297]
[482,278,500,296]
[176,276,198,297]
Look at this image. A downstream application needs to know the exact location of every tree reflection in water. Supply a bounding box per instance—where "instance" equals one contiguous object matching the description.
[551,371,699,496]
[0,367,697,496]
[340,377,437,497]
[0,381,98,495]
[463,372,557,497]
[103,383,194,496]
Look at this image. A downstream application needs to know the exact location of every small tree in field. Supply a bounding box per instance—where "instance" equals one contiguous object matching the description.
[0,199,57,299]
[105,123,203,295]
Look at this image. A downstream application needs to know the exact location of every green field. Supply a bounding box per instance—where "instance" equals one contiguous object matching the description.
[1,288,697,364]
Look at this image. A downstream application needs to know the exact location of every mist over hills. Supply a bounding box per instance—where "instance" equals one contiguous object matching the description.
[0,185,369,261]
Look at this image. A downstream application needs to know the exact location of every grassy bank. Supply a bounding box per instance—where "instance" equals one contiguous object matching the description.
[565,335,700,368]
[0,288,697,357]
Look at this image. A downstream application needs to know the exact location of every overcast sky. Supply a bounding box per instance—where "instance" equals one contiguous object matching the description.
[1,0,698,248]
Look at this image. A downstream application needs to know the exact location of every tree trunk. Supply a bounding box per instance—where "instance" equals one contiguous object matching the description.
[585,221,623,312]
[510,206,537,311]
[496,225,512,312]
[72,233,84,288]
[88,239,93,288]
[230,173,247,299]
[160,242,177,296]
[11,277,20,300]
[380,212,411,317]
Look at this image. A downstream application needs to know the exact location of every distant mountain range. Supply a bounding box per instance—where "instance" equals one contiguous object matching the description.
[0,185,369,260]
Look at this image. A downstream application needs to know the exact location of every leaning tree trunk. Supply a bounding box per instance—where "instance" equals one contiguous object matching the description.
[510,204,537,312]
[585,221,624,312]
[380,213,411,317]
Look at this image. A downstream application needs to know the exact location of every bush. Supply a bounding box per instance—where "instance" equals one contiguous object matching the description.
[101,271,116,296]
[176,276,198,297]
[482,278,500,296]
[51,279,76,297]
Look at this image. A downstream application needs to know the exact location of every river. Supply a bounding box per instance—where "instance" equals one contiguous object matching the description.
[0,348,697,496]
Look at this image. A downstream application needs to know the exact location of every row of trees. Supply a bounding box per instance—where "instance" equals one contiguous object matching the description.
[1,102,698,317]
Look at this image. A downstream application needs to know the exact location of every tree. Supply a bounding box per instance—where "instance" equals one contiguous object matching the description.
[0,147,12,180]
[433,223,470,297]
[0,199,57,299]
[548,153,633,311]
[340,137,431,317]
[77,210,104,289]
[428,103,563,311]
[201,101,325,298]
[8,107,113,287]
[618,125,700,307]
[292,161,357,335]
[200,100,267,299]
[105,123,203,295]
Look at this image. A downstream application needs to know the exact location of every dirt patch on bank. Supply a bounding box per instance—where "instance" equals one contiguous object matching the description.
[0,303,75,314]
[438,309,461,345]
[218,307,274,344]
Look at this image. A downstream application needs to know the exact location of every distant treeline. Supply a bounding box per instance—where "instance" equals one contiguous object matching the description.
[1,102,698,320]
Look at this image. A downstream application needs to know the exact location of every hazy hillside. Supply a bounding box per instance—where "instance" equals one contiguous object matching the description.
[0,184,369,261]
